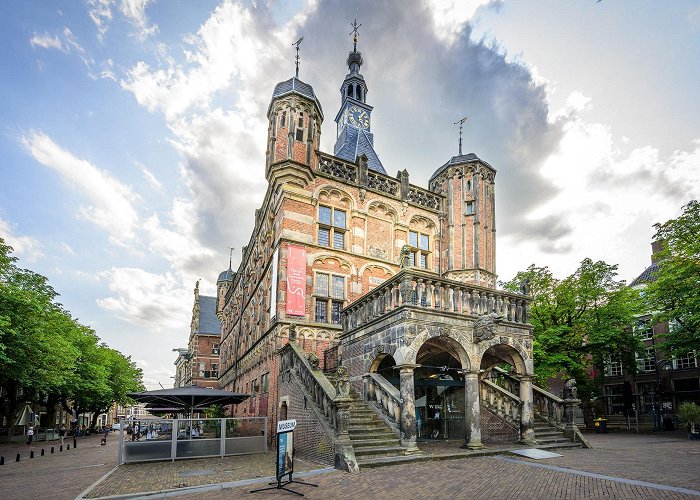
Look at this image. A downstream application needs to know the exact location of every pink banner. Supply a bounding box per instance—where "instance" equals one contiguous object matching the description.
[286,245,306,316]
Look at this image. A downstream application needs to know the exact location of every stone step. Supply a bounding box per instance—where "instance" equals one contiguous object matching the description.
[353,445,407,457]
[535,431,564,438]
[350,438,402,448]
[356,454,428,468]
[348,429,397,439]
[347,420,387,429]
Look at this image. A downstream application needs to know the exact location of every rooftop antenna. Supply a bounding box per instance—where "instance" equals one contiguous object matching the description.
[454,114,468,156]
[228,246,234,269]
[292,36,304,78]
[350,17,362,51]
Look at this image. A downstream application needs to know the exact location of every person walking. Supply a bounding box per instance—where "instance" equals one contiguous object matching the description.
[59,424,66,445]
[26,425,34,446]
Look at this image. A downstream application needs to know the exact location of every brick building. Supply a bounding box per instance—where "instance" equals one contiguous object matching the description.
[602,241,700,427]
[215,34,567,468]
[174,281,221,389]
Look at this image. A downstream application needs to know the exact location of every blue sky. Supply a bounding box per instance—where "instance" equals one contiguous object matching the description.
[1,0,699,389]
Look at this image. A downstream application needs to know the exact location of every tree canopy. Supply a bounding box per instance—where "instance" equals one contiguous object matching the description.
[503,258,642,391]
[0,238,143,432]
[644,200,700,356]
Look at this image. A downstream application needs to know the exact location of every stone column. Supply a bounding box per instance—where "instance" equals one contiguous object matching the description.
[463,370,484,449]
[519,374,537,445]
[396,364,420,452]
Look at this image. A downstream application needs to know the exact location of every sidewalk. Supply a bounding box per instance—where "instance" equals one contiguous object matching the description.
[0,432,119,500]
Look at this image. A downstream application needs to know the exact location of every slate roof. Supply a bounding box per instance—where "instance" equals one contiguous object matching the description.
[271,77,323,119]
[217,268,233,283]
[629,263,659,287]
[333,125,386,174]
[429,153,495,182]
[197,295,221,335]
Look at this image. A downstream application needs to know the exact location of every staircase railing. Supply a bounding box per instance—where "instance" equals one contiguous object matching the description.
[343,269,531,333]
[364,372,402,426]
[480,378,521,426]
[280,341,337,418]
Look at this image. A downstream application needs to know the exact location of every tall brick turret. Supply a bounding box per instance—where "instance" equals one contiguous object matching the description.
[265,77,323,184]
[429,154,497,288]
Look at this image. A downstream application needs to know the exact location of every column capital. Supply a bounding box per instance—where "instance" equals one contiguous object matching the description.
[394,364,420,373]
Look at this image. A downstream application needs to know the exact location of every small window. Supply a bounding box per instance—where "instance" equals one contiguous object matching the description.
[465,201,475,215]
[407,230,430,269]
[295,128,304,141]
[212,343,219,355]
[298,112,304,127]
[635,319,654,340]
[318,205,347,250]
[261,373,270,393]
[315,273,345,325]
[358,87,363,101]
[466,179,472,191]
[280,111,286,127]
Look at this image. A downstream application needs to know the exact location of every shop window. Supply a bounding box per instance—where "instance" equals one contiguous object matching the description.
[318,205,347,250]
[408,230,430,269]
[314,273,345,324]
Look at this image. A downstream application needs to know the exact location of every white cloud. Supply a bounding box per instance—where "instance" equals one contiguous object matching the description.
[88,0,114,41]
[427,0,498,45]
[136,160,163,192]
[96,267,191,331]
[498,92,700,282]
[119,0,159,40]
[21,131,141,245]
[30,33,67,52]
[0,218,43,263]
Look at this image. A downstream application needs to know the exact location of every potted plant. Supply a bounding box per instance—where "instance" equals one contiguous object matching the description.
[677,402,700,440]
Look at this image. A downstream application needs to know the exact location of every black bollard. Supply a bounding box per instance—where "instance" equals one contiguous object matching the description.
[73,437,77,448]
[59,445,63,452]
[30,451,34,459]
[16,454,20,462]
[51,446,54,453]
[1,456,4,465]
[67,444,70,450]
[41,448,45,456]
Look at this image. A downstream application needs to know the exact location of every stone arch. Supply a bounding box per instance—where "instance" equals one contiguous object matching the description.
[367,200,399,223]
[357,262,394,278]
[310,253,356,274]
[478,340,530,375]
[397,328,471,372]
[408,214,438,236]
[314,185,356,211]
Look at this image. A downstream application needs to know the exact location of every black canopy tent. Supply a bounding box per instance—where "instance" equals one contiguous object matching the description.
[128,387,250,418]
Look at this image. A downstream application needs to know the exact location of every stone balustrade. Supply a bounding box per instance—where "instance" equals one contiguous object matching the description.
[364,373,402,424]
[280,342,344,432]
[481,378,521,425]
[343,269,531,333]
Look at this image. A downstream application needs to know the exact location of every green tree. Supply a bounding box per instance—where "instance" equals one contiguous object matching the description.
[644,200,700,356]
[503,259,641,390]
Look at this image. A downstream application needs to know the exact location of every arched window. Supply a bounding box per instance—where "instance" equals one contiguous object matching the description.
[295,112,305,141]
[357,86,363,101]
[346,85,352,97]
[280,111,286,128]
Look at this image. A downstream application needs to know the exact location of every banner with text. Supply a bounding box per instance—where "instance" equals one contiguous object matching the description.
[286,245,306,316]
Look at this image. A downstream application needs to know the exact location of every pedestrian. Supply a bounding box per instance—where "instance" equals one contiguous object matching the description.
[101,426,108,445]
[59,424,66,445]
[26,425,34,446]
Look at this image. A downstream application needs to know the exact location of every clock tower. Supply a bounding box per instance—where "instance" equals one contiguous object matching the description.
[333,23,385,174]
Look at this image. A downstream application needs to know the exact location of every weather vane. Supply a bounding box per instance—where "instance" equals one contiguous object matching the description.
[228,246,234,268]
[454,115,468,156]
[350,17,362,51]
[292,36,304,78]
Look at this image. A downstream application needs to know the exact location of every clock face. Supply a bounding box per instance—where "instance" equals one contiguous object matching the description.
[348,105,370,128]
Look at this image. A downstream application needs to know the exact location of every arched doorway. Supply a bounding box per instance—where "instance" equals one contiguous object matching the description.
[414,338,468,440]
[370,354,398,388]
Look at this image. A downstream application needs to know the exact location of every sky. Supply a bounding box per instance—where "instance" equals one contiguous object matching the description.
[1,0,699,390]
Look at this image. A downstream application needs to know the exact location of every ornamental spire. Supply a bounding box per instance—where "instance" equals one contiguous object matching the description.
[292,36,304,78]
[350,17,362,52]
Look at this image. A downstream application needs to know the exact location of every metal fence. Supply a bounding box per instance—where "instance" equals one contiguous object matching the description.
[119,417,267,463]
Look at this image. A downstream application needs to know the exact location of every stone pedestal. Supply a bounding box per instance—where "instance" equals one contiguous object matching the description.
[334,398,358,472]
[397,364,420,452]
[463,371,484,449]
[519,374,537,445]
[562,398,581,440]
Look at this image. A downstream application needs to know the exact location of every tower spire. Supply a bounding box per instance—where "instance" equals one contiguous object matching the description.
[228,246,234,270]
[292,36,304,78]
[350,17,362,52]
[454,115,468,156]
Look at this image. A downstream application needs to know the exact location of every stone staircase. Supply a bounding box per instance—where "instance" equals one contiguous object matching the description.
[534,416,582,450]
[326,371,416,468]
